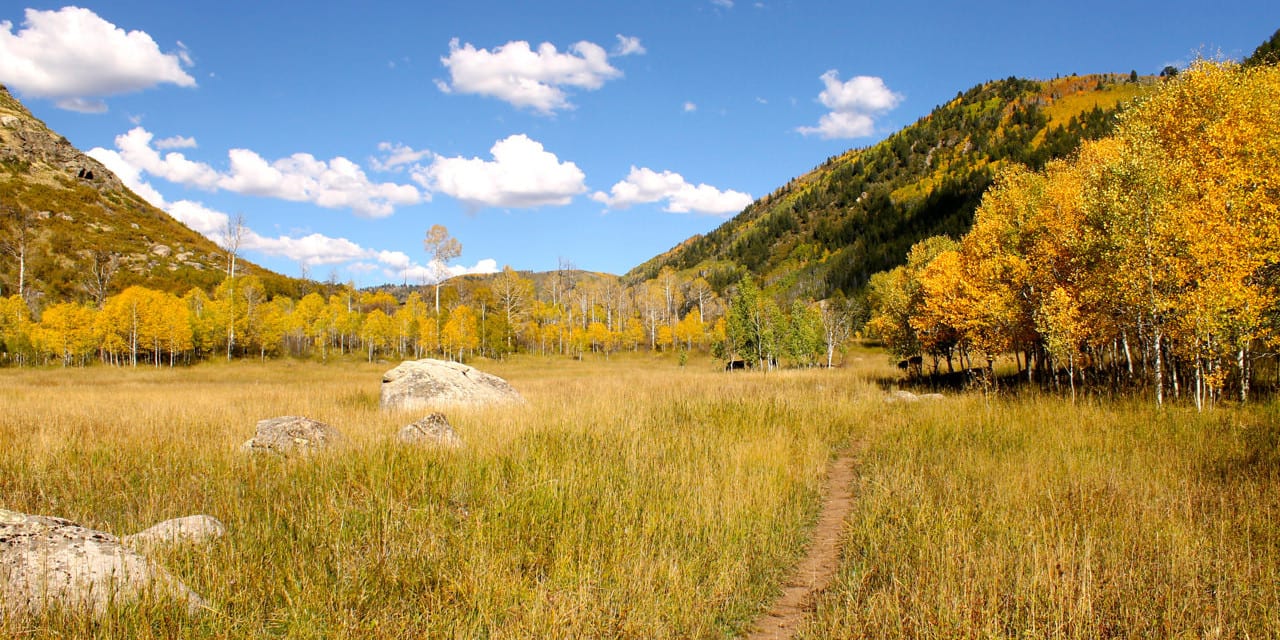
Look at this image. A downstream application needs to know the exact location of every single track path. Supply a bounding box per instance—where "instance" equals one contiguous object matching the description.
[744,451,858,640]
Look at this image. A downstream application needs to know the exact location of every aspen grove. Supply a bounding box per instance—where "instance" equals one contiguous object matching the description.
[868,61,1280,407]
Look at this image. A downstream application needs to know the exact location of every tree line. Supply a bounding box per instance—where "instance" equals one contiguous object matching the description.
[0,261,866,370]
[866,61,1280,407]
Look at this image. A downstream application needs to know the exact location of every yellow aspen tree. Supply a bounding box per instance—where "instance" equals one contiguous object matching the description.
[31,302,97,366]
[441,304,478,362]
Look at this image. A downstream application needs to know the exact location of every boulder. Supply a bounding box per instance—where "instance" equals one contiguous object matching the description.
[241,416,344,456]
[0,509,204,616]
[397,413,463,448]
[122,515,226,551]
[380,359,523,411]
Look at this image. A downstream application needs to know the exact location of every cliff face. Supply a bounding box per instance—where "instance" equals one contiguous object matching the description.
[0,85,123,193]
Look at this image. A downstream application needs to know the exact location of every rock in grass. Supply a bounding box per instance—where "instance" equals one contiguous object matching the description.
[885,390,946,403]
[0,509,204,616]
[241,415,344,456]
[122,515,226,551]
[380,359,523,411]
[397,413,463,448]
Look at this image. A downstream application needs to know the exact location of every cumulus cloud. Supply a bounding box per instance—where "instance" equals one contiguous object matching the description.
[683,101,697,112]
[98,127,423,217]
[91,145,496,279]
[613,35,646,56]
[591,166,753,216]
[797,70,901,139]
[416,134,586,209]
[0,7,194,110]
[437,37,622,114]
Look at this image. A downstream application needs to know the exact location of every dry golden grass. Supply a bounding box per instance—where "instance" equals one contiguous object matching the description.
[799,392,1280,639]
[0,354,872,638]
[3,352,1277,638]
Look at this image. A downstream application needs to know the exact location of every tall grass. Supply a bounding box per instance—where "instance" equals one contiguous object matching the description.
[0,355,869,638]
[5,353,1276,638]
[800,392,1280,639]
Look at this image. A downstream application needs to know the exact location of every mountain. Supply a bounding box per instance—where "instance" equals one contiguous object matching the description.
[0,85,297,307]
[627,74,1153,299]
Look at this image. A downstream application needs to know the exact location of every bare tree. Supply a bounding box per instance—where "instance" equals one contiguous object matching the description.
[219,214,246,361]
[80,249,120,308]
[818,295,864,368]
[220,214,246,279]
[423,224,461,314]
[0,202,34,302]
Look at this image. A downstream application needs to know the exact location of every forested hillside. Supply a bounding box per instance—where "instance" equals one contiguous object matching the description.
[629,74,1152,299]
[0,85,297,304]
[868,60,1280,405]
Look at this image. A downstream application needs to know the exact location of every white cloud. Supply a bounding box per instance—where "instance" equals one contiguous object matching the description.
[683,101,697,112]
[371,142,432,172]
[711,0,735,7]
[613,35,646,56]
[591,166,753,216]
[247,231,372,266]
[797,70,901,139]
[101,127,423,217]
[155,135,197,150]
[165,199,228,237]
[437,37,622,114]
[80,151,497,278]
[417,134,586,209]
[0,7,194,110]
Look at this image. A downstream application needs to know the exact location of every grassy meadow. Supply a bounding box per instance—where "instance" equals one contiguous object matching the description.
[1,351,1278,638]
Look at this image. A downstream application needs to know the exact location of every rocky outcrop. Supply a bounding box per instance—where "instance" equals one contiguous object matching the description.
[0,86,123,191]
[380,359,524,411]
[241,416,344,455]
[122,515,226,551]
[0,509,204,616]
[397,413,463,448]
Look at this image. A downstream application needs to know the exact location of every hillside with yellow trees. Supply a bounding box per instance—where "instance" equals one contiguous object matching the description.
[628,73,1150,299]
[868,60,1280,406]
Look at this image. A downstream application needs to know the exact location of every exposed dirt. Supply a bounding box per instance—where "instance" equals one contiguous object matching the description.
[744,451,858,640]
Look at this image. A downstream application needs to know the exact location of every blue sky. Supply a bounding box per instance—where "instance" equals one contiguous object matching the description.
[2,2,1277,285]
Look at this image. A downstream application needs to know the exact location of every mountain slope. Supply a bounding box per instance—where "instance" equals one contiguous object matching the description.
[0,85,296,305]
[627,74,1153,299]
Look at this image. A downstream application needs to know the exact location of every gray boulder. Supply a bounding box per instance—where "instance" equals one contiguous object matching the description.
[380,359,523,411]
[397,413,463,448]
[0,509,204,616]
[122,515,226,551]
[241,416,344,455]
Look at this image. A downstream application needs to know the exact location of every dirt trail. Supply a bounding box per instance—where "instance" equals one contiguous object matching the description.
[744,451,858,640]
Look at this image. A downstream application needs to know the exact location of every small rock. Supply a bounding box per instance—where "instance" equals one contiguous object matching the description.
[885,390,945,404]
[885,390,920,403]
[380,359,524,411]
[242,416,344,456]
[398,413,463,448]
[0,509,204,617]
[123,515,226,550]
